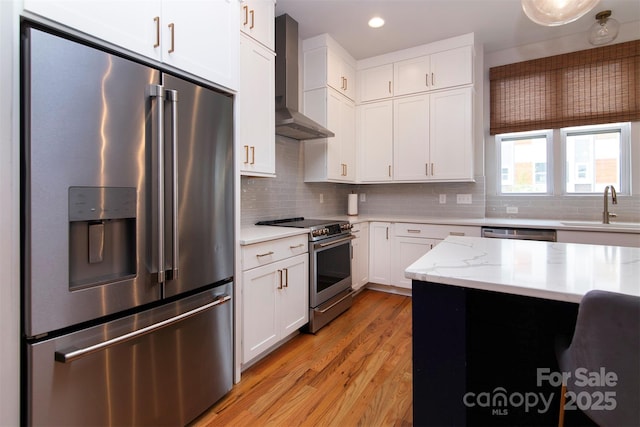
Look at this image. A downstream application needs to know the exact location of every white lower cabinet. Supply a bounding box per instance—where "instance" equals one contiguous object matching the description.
[369,222,392,285]
[392,236,438,289]
[242,237,308,364]
[351,222,370,290]
[369,222,481,289]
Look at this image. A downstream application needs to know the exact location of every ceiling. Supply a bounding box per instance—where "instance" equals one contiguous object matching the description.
[274,0,640,60]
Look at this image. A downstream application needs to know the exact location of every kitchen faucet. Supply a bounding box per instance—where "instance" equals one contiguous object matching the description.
[602,185,617,224]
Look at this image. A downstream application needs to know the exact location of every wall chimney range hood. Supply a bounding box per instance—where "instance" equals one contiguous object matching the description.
[275,14,334,140]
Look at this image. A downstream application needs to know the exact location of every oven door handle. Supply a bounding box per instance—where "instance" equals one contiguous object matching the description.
[315,235,355,248]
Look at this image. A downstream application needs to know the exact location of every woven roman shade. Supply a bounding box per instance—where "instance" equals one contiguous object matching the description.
[490,40,640,135]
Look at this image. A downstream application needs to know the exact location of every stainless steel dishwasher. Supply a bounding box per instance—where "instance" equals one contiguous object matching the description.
[481,227,557,242]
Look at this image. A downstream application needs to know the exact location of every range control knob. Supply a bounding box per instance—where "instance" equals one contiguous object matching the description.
[340,223,353,231]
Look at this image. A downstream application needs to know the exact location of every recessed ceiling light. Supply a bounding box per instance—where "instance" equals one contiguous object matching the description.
[368,16,385,28]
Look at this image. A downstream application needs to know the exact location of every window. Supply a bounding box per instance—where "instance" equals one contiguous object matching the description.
[497,131,551,194]
[563,123,629,194]
[496,123,630,195]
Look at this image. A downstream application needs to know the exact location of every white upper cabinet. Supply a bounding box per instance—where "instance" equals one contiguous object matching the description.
[22,0,239,90]
[303,34,357,182]
[326,49,356,101]
[303,34,357,102]
[239,0,275,50]
[393,45,472,96]
[393,87,474,182]
[429,87,473,181]
[238,34,275,176]
[23,0,160,60]
[303,88,356,182]
[358,64,394,103]
[358,100,393,182]
[161,0,239,89]
[393,94,430,181]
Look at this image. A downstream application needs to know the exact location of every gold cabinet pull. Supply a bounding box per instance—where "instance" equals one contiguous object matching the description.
[431,73,435,86]
[283,268,289,287]
[256,251,274,258]
[388,81,392,94]
[431,163,434,175]
[425,73,429,87]
[344,77,348,91]
[153,16,160,48]
[250,9,255,29]
[388,165,391,177]
[425,163,429,176]
[289,243,305,249]
[168,23,175,53]
[277,269,283,289]
[250,146,255,165]
[243,5,248,25]
[244,145,249,164]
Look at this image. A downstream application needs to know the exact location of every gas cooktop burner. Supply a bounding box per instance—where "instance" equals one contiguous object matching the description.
[256,217,352,241]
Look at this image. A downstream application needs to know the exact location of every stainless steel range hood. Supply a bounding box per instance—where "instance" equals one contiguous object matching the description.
[275,14,334,140]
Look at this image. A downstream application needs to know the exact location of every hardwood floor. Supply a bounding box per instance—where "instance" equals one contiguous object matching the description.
[192,289,413,427]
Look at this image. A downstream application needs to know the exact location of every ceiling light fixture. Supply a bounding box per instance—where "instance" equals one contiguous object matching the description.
[368,16,385,28]
[521,0,600,26]
[588,10,620,45]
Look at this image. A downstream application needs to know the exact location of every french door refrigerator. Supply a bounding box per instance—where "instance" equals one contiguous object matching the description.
[22,25,234,426]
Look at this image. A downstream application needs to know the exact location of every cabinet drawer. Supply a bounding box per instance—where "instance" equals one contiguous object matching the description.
[242,234,308,270]
[394,223,481,239]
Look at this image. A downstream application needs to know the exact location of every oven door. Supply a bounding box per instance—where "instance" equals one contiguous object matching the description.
[309,234,355,308]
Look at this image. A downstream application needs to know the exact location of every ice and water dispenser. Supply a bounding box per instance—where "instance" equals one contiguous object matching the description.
[68,187,137,290]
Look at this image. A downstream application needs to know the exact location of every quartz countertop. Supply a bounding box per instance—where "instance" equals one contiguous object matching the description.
[239,225,310,245]
[241,216,639,246]
[405,235,640,303]
[329,215,640,234]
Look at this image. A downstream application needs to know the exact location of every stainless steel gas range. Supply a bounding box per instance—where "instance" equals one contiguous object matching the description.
[256,218,354,333]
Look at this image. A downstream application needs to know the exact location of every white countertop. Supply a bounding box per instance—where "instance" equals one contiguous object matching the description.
[405,236,640,303]
[239,225,310,245]
[241,216,639,245]
[331,215,640,234]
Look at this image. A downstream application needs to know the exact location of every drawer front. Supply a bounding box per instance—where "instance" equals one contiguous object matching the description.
[394,223,481,239]
[242,234,308,270]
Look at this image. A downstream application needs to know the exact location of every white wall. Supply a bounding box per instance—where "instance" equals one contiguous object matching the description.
[0,0,21,425]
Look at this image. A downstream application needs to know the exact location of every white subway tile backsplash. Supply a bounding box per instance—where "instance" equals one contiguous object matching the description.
[241,137,639,225]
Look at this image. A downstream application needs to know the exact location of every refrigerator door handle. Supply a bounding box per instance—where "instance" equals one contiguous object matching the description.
[166,89,179,280]
[149,84,166,284]
[54,295,231,363]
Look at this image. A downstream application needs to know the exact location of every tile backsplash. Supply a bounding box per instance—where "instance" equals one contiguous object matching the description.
[241,137,485,225]
[242,136,639,225]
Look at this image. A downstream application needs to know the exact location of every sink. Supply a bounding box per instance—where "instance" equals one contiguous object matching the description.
[561,221,640,230]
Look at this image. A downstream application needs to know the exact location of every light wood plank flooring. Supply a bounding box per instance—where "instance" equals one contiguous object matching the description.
[191,289,412,427]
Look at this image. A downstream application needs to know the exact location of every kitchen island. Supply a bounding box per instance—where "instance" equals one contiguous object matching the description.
[406,236,640,426]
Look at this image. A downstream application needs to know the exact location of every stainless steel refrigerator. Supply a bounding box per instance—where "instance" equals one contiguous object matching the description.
[22,25,234,426]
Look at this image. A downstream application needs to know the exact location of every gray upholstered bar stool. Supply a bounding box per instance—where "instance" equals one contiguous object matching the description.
[556,290,640,427]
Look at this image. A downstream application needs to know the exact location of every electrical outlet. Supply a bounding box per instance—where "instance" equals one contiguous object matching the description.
[360,193,366,202]
[319,193,324,203]
[439,194,446,204]
[506,206,519,214]
[456,194,472,204]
